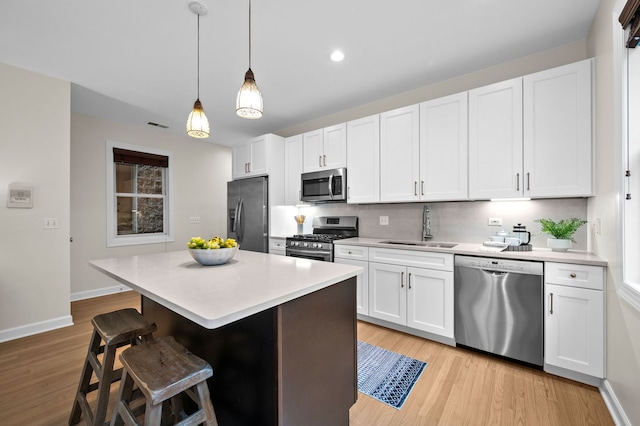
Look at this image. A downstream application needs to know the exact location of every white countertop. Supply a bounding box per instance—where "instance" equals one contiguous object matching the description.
[335,237,607,267]
[90,250,362,329]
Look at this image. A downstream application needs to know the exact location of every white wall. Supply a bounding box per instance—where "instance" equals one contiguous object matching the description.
[70,113,231,299]
[276,41,588,137]
[0,63,72,341]
[587,0,640,424]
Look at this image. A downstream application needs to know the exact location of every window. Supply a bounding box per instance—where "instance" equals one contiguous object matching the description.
[616,0,640,311]
[106,141,174,247]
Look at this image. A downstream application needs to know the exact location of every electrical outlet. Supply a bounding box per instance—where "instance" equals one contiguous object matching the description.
[488,217,502,226]
[43,217,59,229]
[596,218,602,235]
[189,216,201,224]
[380,216,389,226]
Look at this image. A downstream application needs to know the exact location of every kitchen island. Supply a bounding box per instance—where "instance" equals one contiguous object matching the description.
[90,250,361,426]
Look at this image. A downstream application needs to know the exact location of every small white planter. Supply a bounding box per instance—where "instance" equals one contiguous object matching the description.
[547,238,572,252]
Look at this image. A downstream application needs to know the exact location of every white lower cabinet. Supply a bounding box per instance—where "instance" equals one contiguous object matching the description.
[544,262,604,379]
[367,248,454,338]
[334,245,369,315]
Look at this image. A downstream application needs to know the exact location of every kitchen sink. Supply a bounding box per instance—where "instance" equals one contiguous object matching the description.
[379,240,457,249]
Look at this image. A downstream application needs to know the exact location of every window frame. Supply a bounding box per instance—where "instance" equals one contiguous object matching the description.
[106,140,175,247]
[614,0,640,312]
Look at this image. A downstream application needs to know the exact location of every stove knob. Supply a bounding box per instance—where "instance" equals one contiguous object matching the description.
[303,242,308,247]
[315,243,322,248]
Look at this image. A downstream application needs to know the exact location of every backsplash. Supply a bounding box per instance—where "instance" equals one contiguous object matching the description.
[292,198,589,250]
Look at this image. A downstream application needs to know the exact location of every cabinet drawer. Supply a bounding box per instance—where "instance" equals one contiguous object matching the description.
[370,248,453,271]
[545,262,604,290]
[269,238,286,255]
[334,245,369,261]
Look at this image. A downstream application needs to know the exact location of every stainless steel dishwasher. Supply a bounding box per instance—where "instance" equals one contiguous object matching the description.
[454,255,544,366]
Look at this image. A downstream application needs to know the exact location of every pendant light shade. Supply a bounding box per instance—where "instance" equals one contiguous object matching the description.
[236,0,263,119]
[186,98,210,138]
[236,68,263,119]
[186,3,210,138]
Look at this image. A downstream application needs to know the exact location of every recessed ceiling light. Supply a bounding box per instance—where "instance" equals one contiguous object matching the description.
[330,50,345,62]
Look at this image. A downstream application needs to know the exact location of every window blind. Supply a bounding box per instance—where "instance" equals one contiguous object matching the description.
[113,148,169,168]
[620,0,640,48]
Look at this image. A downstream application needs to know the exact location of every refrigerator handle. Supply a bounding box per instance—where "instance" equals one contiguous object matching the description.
[236,198,244,241]
[232,198,241,233]
[328,174,334,200]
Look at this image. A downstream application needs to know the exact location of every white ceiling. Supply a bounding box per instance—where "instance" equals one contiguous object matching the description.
[0,0,600,146]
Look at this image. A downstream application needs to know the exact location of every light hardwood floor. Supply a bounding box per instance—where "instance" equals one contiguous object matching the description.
[0,292,613,425]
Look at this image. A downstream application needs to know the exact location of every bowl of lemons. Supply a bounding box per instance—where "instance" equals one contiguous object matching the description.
[187,236,239,266]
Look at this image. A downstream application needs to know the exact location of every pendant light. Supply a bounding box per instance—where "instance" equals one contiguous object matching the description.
[186,2,210,138]
[236,0,263,119]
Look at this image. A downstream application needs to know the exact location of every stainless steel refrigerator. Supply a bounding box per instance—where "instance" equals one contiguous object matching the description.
[227,176,268,253]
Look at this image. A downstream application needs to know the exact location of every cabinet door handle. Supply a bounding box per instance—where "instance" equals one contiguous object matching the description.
[527,172,531,190]
[408,273,412,289]
[401,272,405,288]
[421,181,424,196]
[570,273,577,278]
[319,155,322,167]
[516,173,520,191]
[323,155,327,166]
[247,162,251,173]
[549,293,554,315]
[414,182,417,196]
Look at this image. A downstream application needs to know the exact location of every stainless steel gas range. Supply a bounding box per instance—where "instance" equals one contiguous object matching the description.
[286,216,358,262]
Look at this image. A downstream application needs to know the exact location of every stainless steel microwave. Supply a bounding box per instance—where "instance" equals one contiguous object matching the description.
[300,168,347,203]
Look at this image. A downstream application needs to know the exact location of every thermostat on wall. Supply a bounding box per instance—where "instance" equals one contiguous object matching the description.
[7,184,33,208]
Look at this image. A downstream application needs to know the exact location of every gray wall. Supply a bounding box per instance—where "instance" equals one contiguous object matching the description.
[298,198,588,249]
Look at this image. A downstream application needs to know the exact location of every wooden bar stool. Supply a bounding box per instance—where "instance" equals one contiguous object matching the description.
[70,308,157,426]
[110,335,218,426]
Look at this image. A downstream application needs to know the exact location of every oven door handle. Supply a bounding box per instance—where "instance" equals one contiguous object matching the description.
[286,248,331,261]
[328,174,334,200]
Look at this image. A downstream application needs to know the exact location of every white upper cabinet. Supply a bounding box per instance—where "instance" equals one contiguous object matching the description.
[523,59,593,198]
[380,105,420,202]
[284,134,303,205]
[302,124,347,172]
[346,114,380,203]
[468,77,523,199]
[419,93,469,201]
[469,59,593,200]
[232,134,281,179]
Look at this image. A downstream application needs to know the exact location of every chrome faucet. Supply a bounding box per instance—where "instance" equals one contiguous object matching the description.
[422,204,432,240]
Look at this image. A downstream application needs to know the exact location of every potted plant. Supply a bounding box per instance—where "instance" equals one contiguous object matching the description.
[535,218,587,252]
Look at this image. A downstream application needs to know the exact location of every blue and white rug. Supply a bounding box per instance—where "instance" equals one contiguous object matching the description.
[357,340,427,409]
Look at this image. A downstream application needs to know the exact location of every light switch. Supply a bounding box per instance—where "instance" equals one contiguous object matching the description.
[43,218,59,229]
[380,216,389,226]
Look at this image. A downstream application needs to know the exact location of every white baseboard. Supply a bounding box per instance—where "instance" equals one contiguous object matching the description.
[601,379,631,426]
[0,315,73,343]
[70,284,132,302]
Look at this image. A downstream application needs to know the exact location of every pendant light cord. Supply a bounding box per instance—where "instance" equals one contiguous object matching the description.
[248,0,252,69]
[197,13,201,98]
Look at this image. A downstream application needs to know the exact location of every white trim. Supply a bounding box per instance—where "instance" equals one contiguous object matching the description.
[0,315,73,343]
[613,0,640,313]
[70,285,133,302]
[601,379,632,426]
[105,140,175,247]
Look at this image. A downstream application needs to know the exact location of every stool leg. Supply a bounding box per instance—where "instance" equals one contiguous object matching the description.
[194,382,218,426]
[143,401,163,426]
[69,329,102,425]
[93,340,118,425]
[110,369,134,426]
